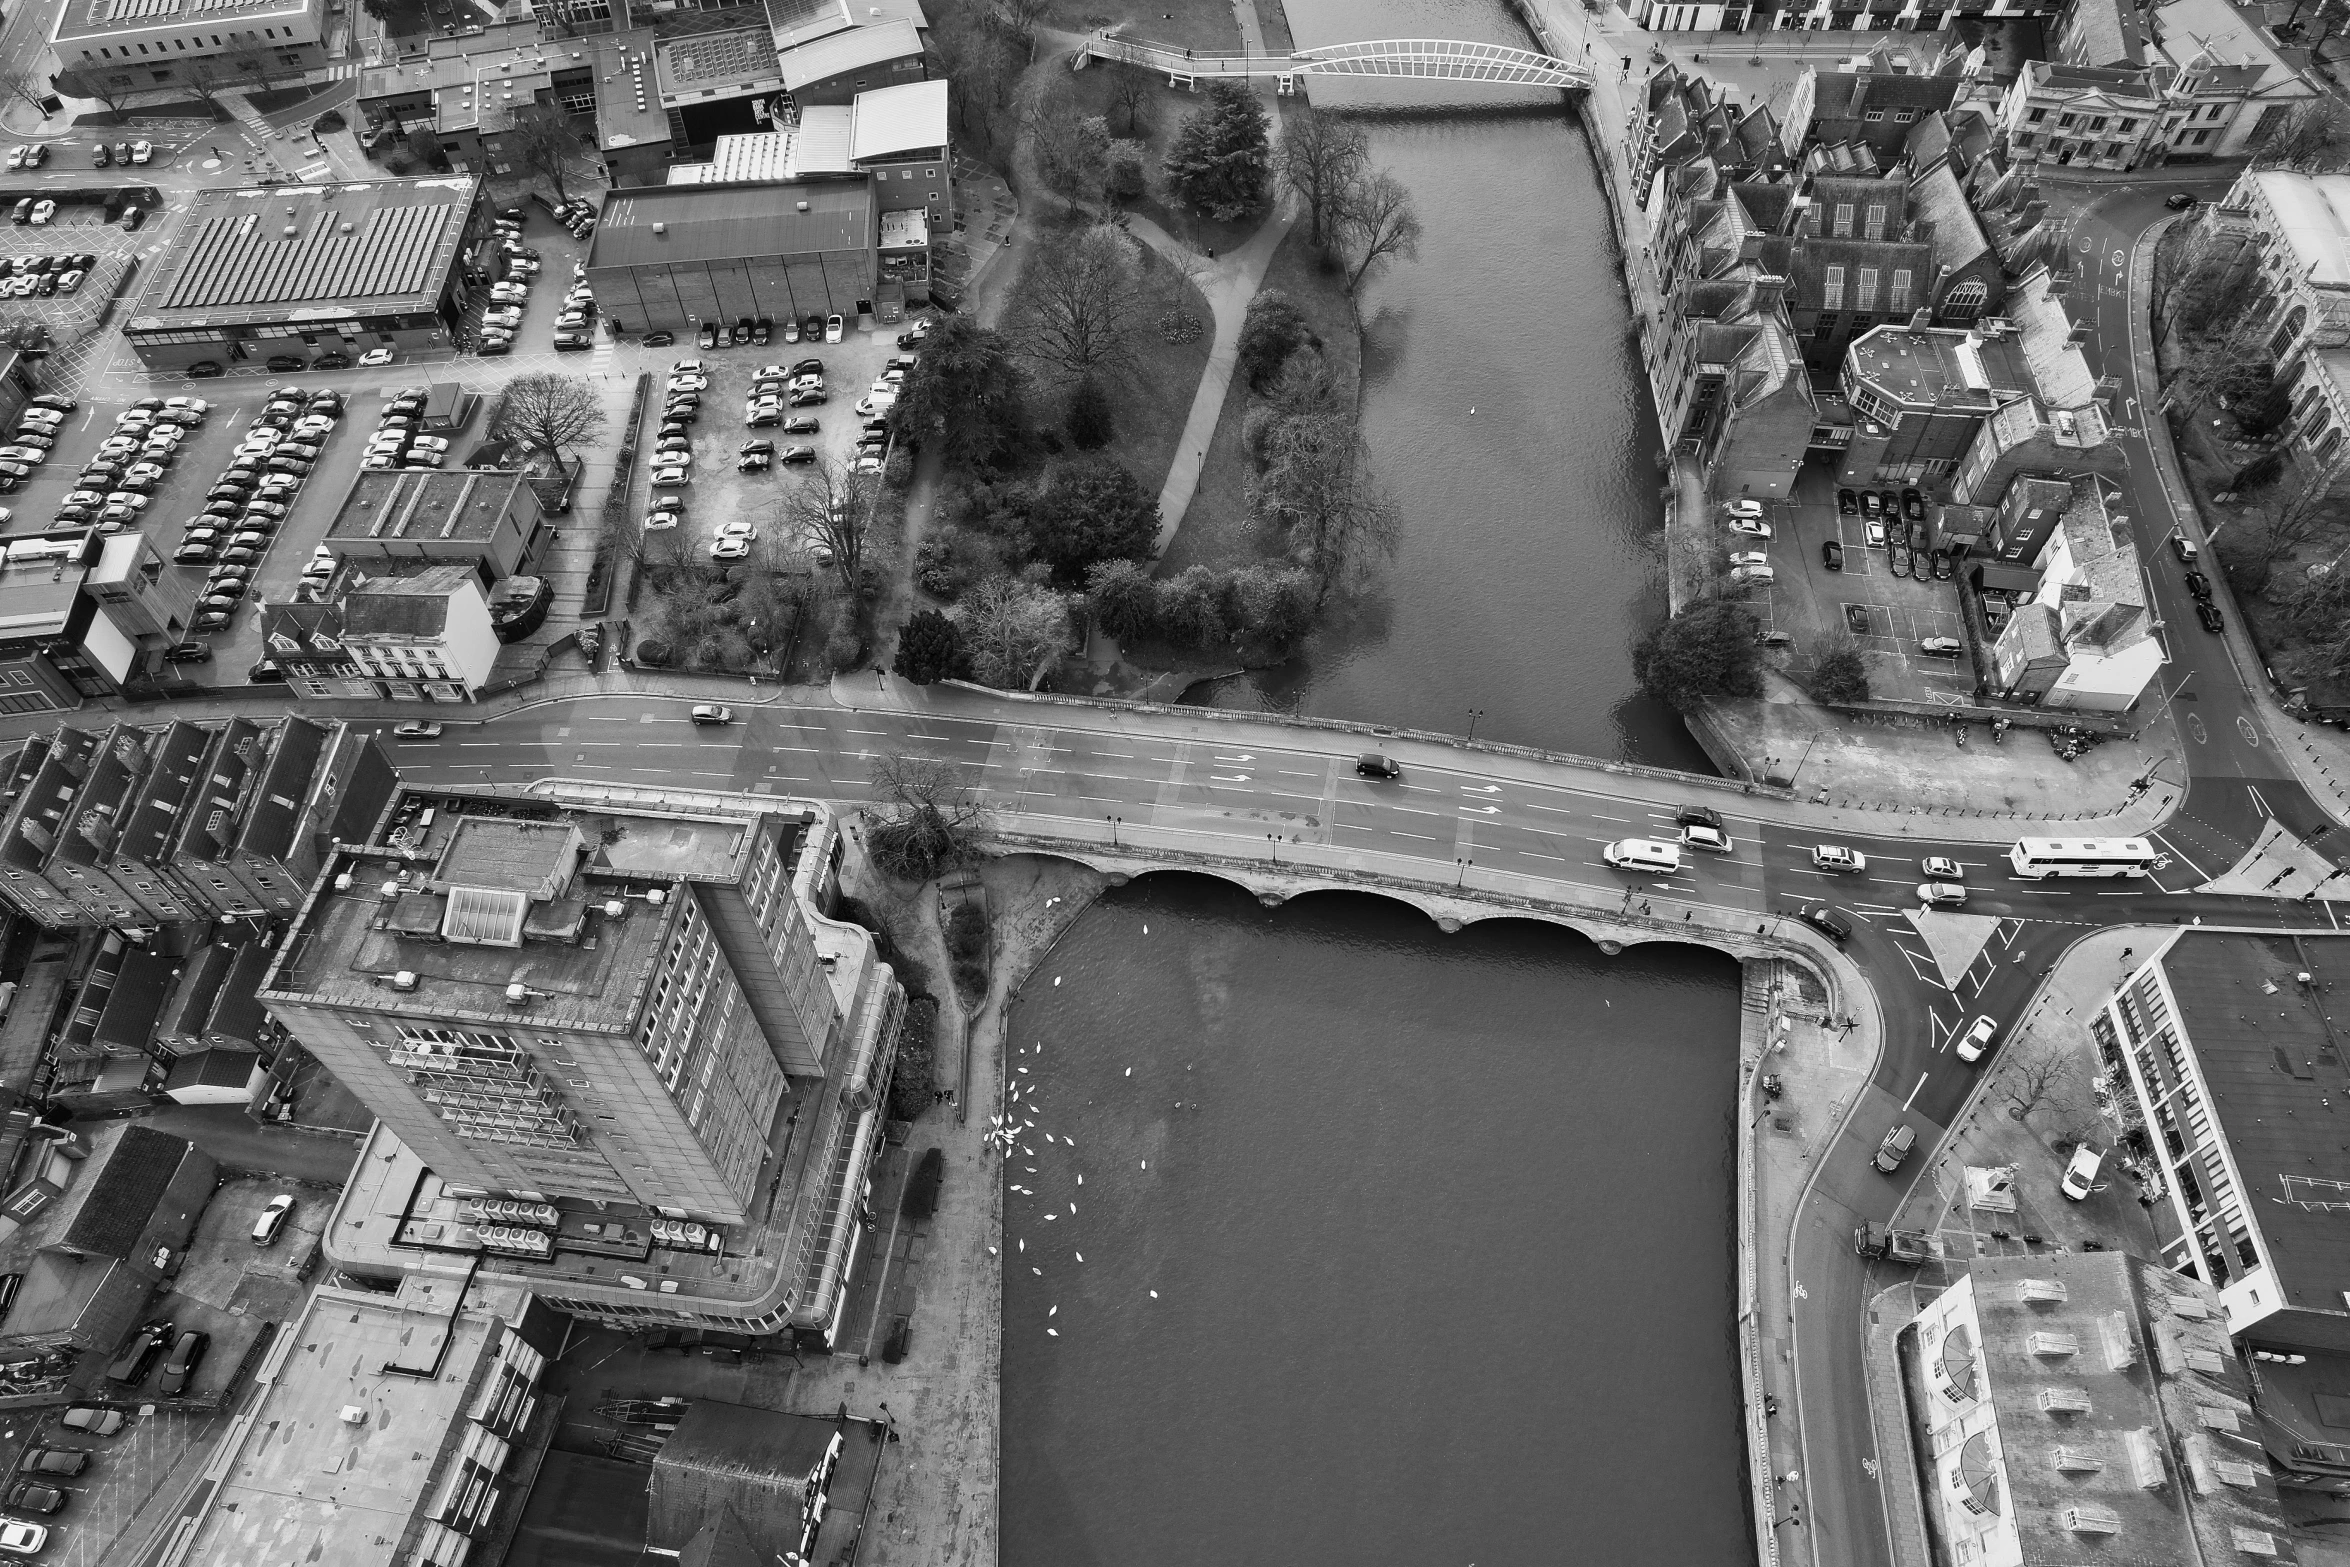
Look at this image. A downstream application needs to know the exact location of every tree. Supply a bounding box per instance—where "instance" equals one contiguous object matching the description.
[1026,457,1158,583]
[778,454,880,595]
[959,574,1074,688]
[405,124,447,172]
[1015,223,1143,384]
[1161,81,1272,221]
[1027,82,1109,203]
[2261,98,2350,170]
[2000,1036,2080,1122]
[1225,563,1317,651]
[492,373,603,468]
[1085,558,1158,642]
[1811,641,1870,705]
[2164,250,2252,340]
[893,609,967,684]
[1236,290,1318,393]
[81,73,140,121]
[180,59,238,119]
[1631,599,1763,710]
[1251,409,1396,607]
[1335,168,1423,296]
[2253,472,2345,575]
[0,68,51,120]
[867,750,985,881]
[1276,106,1368,250]
[506,105,587,202]
[1105,140,1148,204]
[989,0,1050,40]
[1065,376,1114,449]
[1108,71,1154,138]
[890,316,1026,472]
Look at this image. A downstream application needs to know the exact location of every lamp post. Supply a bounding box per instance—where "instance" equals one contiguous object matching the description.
[1455,856,1473,889]
[1267,832,1279,866]
[1108,814,1123,847]
[1466,707,1486,742]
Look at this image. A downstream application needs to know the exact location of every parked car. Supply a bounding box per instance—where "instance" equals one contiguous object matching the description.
[2184,569,2212,600]
[1919,636,1963,656]
[1836,488,1857,514]
[1821,538,1844,571]
[156,1330,208,1397]
[2061,1144,2104,1200]
[16,1452,83,1479]
[59,1407,123,1436]
[358,346,395,366]
[5,1483,62,1516]
[1725,518,1771,539]
[2197,601,2226,633]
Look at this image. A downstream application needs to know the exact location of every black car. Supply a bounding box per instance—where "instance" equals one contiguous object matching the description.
[107,1322,170,1385]
[1822,538,1844,571]
[788,389,826,408]
[1800,906,1852,945]
[157,1329,208,1397]
[1836,488,1857,514]
[780,445,817,464]
[739,440,775,457]
[477,338,512,356]
[7,1480,63,1515]
[643,330,676,348]
[1355,752,1402,779]
[264,355,305,372]
[2197,600,2226,634]
[186,361,225,378]
[162,642,211,663]
[802,314,826,341]
[752,317,772,344]
[790,358,825,379]
[2183,569,2212,601]
[1901,489,1924,521]
[2166,192,2198,210]
[783,415,820,436]
[313,351,351,369]
[1931,553,1952,581]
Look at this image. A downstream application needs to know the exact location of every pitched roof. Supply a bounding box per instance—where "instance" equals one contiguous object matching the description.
[778,17,921,91]
[589,180,872,268]
[2063,0,2148,67]
[341,562,479,640]
[51,1125,192,1261]
[162,1047,262,1092]
[851,79,947,161]
[2009,267,2101,407]
[1909,163,1993,278]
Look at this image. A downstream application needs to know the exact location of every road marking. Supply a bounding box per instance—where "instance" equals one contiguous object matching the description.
[1591,813,1629,823]
[1902,1071,1930,1111]
[1392,830,1438,841]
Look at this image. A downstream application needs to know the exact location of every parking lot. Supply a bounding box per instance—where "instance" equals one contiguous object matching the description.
[0,1404,220,1567]
[1728,471,1976,705]
[642,322,914,569]
[0,189,160,341]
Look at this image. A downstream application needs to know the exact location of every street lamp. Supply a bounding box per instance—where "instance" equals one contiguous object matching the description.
[1466,707,1486,742]
[1455,856,1473,888]
[1108,814,1123,847]
[1267,832,1279,866]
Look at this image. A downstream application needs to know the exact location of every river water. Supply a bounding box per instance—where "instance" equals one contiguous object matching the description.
[998,878,1748,1566]
[1187,0,1713,772]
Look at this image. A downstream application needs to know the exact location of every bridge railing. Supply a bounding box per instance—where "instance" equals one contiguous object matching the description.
[1082,31,1298,76]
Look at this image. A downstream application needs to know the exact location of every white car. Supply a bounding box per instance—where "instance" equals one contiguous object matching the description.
[405,449,445,467]
[28,201,54,225]
[1955,1015,1997,1063]
[1679,822,1733,854]
[671,358,703,374]
[129,140,152,165]
[1922,856,1964,881]
[1812,844,1865,873]
[1722,499,1766,519]
[2061,1144,2103,1200]
[1725,518,1772,539]
[710,537,752,560]
[853,393,894,418]
[643,512,680,531]
[651,465,692,487]
[102,492,149,512]
[667,374,709,393]
[0,1519,47,1555]
[1728,549,1768,568]
[1917,881,1967,908]
[407,435,450,453]
[358,347,395,367]
[481,308,522,328]
[716,520,755,540]
[361,454,400,470]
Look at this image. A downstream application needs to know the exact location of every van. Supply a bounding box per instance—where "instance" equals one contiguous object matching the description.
[1602,839,1683,876]
[2061,1145,2103,1201]
[1874,1123,1915,1174]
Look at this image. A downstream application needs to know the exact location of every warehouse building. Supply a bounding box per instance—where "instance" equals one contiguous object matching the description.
[123,177,486,372]
[586,179,875,333]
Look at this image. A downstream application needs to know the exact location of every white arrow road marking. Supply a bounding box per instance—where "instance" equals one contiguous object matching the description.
[1213,753,1254,763]
[1209,774,1250,783]
[1462,784,1502,795]
[1461,806,1500,816]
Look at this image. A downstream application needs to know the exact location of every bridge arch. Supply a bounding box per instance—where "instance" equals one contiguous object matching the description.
[1076,31,1591,93]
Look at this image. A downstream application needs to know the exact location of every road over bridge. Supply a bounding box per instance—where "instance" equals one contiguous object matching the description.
[1074,31,1594,93]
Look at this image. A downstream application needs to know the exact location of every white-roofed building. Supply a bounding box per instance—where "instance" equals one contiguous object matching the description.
[779,16,926,105]
[2198,169,2350,484]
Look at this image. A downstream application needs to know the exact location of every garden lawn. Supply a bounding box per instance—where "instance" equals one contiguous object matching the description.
[1040,0,1241,54]
[1086,237,1214,497]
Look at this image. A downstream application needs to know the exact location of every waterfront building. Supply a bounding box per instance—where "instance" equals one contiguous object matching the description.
[1896,1252,2298,1565]
[1632,68,1790,196]
[1774,54,1966,167]
[280,789,904,1343]
[2096,932,2350,1492]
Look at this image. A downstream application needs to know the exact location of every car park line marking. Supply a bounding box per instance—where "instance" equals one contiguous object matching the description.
[1391,830,1439,842]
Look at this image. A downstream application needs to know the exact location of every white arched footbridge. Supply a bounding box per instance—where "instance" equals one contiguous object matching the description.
[1075,32,1593,94]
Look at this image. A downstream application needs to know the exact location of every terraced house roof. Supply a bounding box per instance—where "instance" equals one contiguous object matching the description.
[130,177,478,331]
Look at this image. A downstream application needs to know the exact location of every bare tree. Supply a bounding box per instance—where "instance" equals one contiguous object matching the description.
[2001,1036,2080,1122]
[1013,223,1143,385]
[1276,106,1368,250]
[1252,408,1398,607]
[959,574,1074,689]
[491,373,606,468]
[2260,98,2350,171]
[0,67,50,121]
[1335,169,1423,297]
[180,59,238,120]
[990,0,1050,40]
[80,72,141,122]
[1023,81,1109,205]
[1108,70,1154,139]
[866,750,987,881]
[778,455,880,595]
[2255,466,2348,574]
[505,104,587,202]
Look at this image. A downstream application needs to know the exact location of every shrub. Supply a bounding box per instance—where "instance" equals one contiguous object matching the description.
[895,609,967,684]
[888,994,940,1122]
[1065,377,1115,449]
[1025,457,1158,584]
[951,956,989,999]
[825,626,864,674]
[884,448,914,490]
[901,1147,944,1220]
[944,902,988,962]
[1237,291,1317,393]
[384,153,415,175]
[633,637,673,667]
[1631,598,1762,710]
[1812,647,1870,705]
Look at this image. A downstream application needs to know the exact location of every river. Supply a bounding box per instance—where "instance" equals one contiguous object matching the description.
[1185,0,1712,772]
[998,878,1748,1566]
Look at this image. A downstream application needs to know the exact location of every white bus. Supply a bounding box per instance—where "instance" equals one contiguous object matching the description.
[2009,837,2159,879]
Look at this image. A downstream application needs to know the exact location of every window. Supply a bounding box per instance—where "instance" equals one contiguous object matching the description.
[1894,108,1917,123]
[2087,115,2107,131]
[2106,142,2125,158]
[1942,278,1987,322]
[1889,268,1913,313]
[1823,265,1846,309]
[2191,128,2213,145]
[2058,112,2078,128]
[1857,267,1880,310]
[1863,204,1886,239]
[1833,202,1854,236]
[1864,108,1884,121]
[2015,132,2036,148]
[901,169,912,179]
[925,167,936,178]
[2117,118,2137,133]
[2027,107,2047,122]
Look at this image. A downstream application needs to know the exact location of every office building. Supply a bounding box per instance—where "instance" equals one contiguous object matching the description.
[47,0,330,103]
[289,789,903,1343]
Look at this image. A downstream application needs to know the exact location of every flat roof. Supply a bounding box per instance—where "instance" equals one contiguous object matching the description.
[177,1277,532,1567]
[779,16,920,91]
[850,78,947,161]
[130,179,478,332]
[54,0,313,44]
[711,132,791,182]
[588,181,872,269]
[655,27,781,97]
[328,468,528,548]
[2158,931,2350,1314]
[1846,325,2032,409]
